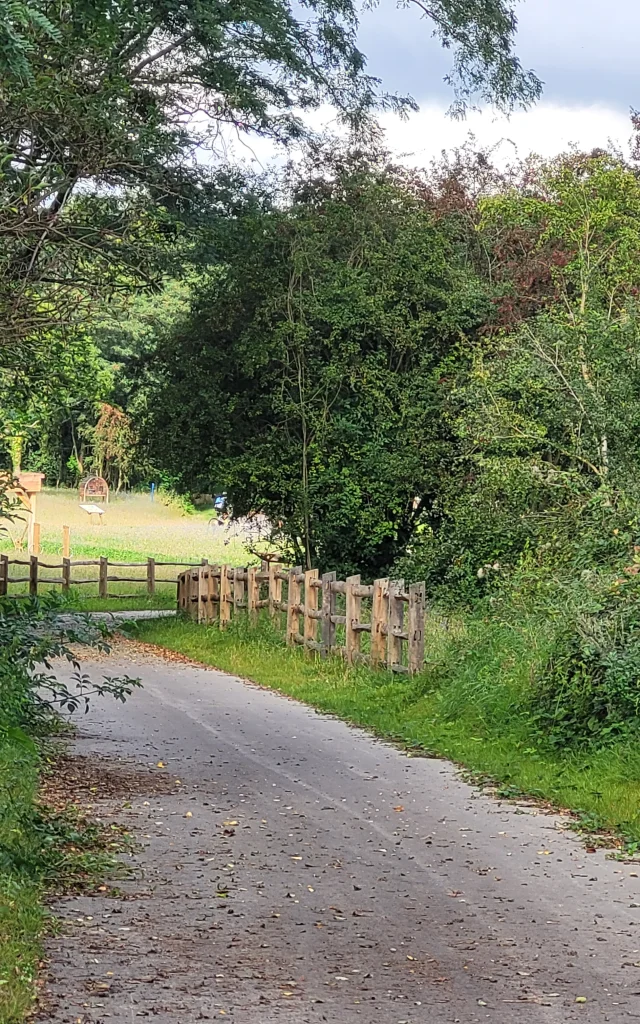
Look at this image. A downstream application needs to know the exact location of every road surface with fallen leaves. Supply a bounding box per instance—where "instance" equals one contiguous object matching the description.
[42,642,640,1023]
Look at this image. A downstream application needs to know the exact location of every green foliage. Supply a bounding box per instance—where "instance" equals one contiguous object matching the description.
[0,0,59,79]
[390,0,542,116]
[0,330,112,481]
[533,576,640,746]
[142,147,490,576]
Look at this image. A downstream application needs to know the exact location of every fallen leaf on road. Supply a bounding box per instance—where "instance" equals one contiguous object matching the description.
[447,890,464,897]
[184,811,193,818]
[156,762,166,768]
[575,996,587,1003]
[393,806,404,812]
[223,820,239,826]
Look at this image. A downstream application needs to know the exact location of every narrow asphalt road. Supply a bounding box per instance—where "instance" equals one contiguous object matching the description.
[43,645,640,1023]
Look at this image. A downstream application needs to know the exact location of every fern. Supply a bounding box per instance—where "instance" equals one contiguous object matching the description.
[0,1,60,80]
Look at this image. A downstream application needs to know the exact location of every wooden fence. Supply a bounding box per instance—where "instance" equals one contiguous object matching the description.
[0,555,203,599]
[177,563,426,675]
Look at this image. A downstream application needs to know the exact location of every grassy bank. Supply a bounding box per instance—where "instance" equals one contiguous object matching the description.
[0,732,42,1022]
[136,612,640,846]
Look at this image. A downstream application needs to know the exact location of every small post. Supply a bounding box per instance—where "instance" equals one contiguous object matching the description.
[268,562,282,620]
[99,556,108,599]
[0,553,8,597]
[387,578,405,670]
[345,574,362,664]
[62,525,70,559]
[29,555,38,597]
[247,566,259,625]
[197,563,207,624]
[62,557,71,593]
[408,582,426,676]
[371,577,389,667]
[321,571,337,657]
[209,565,220,624]
[32,523,41,556]
[304,569,319,651]
[203,564,214,623]
[286,566,302,645]
[147,557,156,595]
[219,564,231,629]
[234,566,245,610]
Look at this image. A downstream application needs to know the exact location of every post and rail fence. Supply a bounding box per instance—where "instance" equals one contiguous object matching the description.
[177,563,426,676]
[0,555,204,600]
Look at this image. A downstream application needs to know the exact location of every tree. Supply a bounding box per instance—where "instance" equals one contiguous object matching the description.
[0,329,112,481]
[0,0,398,348]
[414,154,640,595]
[392,0,541,115]
[91,403,140,492]
[141,148,489,575]
[0,1,59,79]
[0,0,540,349]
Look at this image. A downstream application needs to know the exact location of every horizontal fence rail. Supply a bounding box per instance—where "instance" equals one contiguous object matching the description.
[177,563,426,676]
[0,555,204,600]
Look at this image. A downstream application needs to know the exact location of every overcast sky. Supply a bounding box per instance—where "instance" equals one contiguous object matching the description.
[360,0,639,164]
[234,0,639,168]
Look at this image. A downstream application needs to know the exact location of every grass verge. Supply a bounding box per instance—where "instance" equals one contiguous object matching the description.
[0,732,42,1022]
[0,736,128,1022]
[136,613,640,848]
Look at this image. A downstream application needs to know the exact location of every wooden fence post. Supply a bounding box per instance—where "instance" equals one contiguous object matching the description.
[62,557,71,593]
[234,566,245,610]
[32,523,41,556]
[304,568,319,652]
[321,571,337,657]
[387,578,405,671]
[345,574,362,664]
[286,566,302,645]
[198,564,208,624]
[62,525,70,559]
[247,566,259,625]
[219,564,231,629]
[268,562,282,619]
[408,582,426,676]
[29,555,38,597]
[147,557,156,595]
[210,565,220,624]
[371,577,389,667]
[99,557,108,599]
[0,554,8,597]
[202,564,213,623]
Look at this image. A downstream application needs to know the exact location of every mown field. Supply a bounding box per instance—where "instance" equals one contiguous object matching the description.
[1,489,255,609]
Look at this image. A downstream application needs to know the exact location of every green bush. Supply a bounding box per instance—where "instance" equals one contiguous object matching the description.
[533,575,640,745]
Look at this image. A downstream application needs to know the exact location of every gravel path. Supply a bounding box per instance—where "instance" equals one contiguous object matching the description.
[42,644,640,1023]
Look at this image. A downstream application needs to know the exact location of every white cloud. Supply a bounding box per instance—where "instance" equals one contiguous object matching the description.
[378,102,634,168]
[204,102,635,174]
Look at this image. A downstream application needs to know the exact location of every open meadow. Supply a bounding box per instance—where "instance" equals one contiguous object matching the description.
[0,488,256,608]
